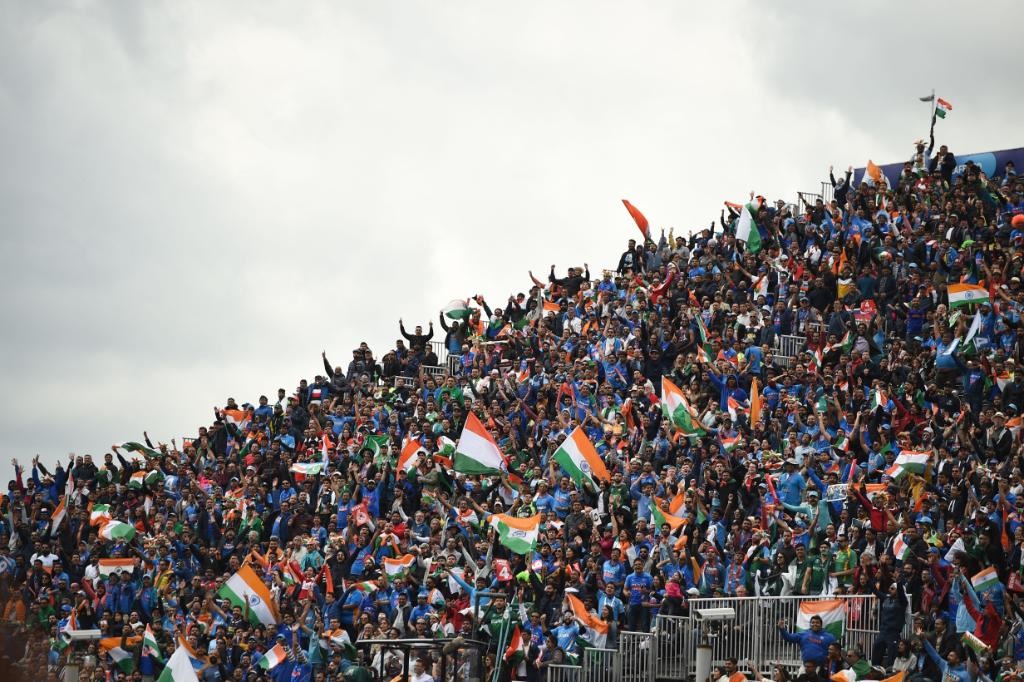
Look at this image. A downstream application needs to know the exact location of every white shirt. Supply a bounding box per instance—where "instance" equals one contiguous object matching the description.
[30,552,58,568]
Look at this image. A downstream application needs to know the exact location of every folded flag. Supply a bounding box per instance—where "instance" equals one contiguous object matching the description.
[796,599,845,638]
[98,558,136,576]
[961,632,988,655]
[382,554,416,582]
[258,643,288,670]
[443,299,472,321]
[489,513,540,554]
[218,564,279,626]
[98,520,137,543]
[947,283,989,309]
[553,426,611,489]
[454,411,506,475]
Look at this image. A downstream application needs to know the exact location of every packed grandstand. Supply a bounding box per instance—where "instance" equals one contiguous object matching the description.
[4,136,1024,682]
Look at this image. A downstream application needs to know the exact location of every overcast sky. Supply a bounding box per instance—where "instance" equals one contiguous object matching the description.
[1,1,1020,482]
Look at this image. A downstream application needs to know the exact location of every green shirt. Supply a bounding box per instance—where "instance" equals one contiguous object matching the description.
[833,548,857,586]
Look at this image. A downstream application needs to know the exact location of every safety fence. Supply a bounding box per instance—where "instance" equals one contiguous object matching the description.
[543,595,886,681]
[657,594,882,680]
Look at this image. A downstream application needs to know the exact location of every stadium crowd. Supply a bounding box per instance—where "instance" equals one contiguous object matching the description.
[3,139,1024,682]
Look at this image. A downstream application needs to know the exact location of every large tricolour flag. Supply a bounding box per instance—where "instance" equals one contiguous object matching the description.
[735,198,763,254]
[893,452,930,474]
[443,299,471,321]
[218,564,279,626]
[454,411,505,475]
[796,599,846,638]
[662,376,704,435]
[488,514,540,554]
[382,554,416,582]
[98,520,137,542]
[157,644,201,682]
[397,439,426,474]
[947,283,989,309]
[553,426,610,488]
[99,558,136,576]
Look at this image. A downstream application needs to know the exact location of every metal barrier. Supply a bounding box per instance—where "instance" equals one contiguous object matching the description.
[778,334,807,357]
[547,663,582,682]
[662,595,882,679]
[820,180,835,203]
[580,647,618,682]
[618,631,655,682]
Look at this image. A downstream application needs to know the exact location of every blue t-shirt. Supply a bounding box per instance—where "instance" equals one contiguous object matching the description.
[624,571,653,606]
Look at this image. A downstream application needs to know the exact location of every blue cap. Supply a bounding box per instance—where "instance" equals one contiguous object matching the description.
[917,515,933,525]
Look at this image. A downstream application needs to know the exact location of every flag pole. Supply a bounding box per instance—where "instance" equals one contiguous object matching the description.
[927,88,936,150]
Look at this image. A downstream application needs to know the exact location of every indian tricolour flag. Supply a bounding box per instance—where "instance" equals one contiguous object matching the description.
[504,625,528,673]
[50,496,67,537]
[89,503,112,526]
[662,376,705,435]
[831,671,857,682]
[948,283,988,309]
[101,636,141,673]
[892,534,911,561]
[935,97,952,119]
[553,427,611,488]
[143,624,164,663]
[157,644,200,682]
[443,299,472,321]
[893,451,930,474]
[129,471,146,489]
[258,643,288,670]
[735,197,764,254]
[695,315,710,344]
[971,566,999,594]
[489,513,540,554]
[289,462,322,477]
[650,497,687,532]
[796,599,846,638]
[454,411,506,475]
[222,409,251,430]
[397,439,426,474]
[727,396,747,422]
[98,520,137,542]
[218,564,279,626]
[382,554,416,582]
[870,389,889,411]
[99,558,136,576]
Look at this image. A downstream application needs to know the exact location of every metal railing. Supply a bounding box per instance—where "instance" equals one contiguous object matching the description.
[547,663,582,682]
[619,631,655,682]
[778,334,807,358]
[580,647,618,682]
[820,180,835,203]
[658,595,882,679]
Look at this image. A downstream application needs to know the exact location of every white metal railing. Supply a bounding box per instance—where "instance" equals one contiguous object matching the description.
[658,594,883,679]
[547,663,582,682]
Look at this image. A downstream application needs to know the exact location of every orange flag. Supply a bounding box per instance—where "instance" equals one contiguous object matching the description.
[622,199,651,242]
[749,377,762,426]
